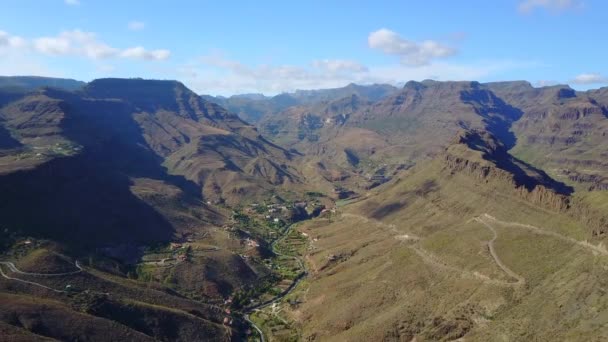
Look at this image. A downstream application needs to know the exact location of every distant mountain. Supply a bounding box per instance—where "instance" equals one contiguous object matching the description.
[0,78,302,249]
[485,81,608,191]
[259,79,608,192]
[231,93,268,100]
[290,83,398,104]
[0,78,311,340]
[3,76,608,341]
[259,80,523,188]
[202,83,398,123]
[0,76,85,91]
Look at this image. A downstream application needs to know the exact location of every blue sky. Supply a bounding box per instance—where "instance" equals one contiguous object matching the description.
[0,0,606,95]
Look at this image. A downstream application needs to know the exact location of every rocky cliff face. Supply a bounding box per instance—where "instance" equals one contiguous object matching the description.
[484,82,608,191]
[442,130,608,237]
[560,169,608,191]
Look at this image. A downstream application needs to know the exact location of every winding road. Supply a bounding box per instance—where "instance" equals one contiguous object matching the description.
[409,244,521,287]
[0,260,83,293]
[479,214,608,256]
[474,217,526,285]
[243,222,309,342]
[0,260,83,276]
[241,211,608,340]
[343,212,524,286]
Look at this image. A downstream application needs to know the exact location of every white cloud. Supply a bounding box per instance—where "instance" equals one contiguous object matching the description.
[201,54,345,82]
[185,52,531,96]
[65,0,80,5]
[0,31,56,75]
[368,28,456,66]
[365,60,534,86]
[518,0,583,13]
[0,31,27,49]
[1,29,169,61]
[33,30,121,59]
[121,46,170,60]
[571,73,608,84]
[0,32,8,46]
[312,59,368,73]
[535,80,560,87]
[194,53,359,94]
[128,21,146,31]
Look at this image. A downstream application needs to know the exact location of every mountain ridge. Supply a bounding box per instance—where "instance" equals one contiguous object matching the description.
[2,76,608,341]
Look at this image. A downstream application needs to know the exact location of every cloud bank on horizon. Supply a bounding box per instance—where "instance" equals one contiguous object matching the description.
[0,0,604,95]
[0,29,169,61]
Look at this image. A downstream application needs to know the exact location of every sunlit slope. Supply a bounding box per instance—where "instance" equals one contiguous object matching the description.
[291,130,608,341]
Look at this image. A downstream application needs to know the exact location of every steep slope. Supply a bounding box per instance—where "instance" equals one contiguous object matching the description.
[0,86,208,248]
[259,80,524,195]
[85,78,302,205]
[588,86,608,107]
[259,94,371,147]
[0,246,244,341]
[288,130,608,341]
[259,79,608,197]
[0,79,302,250]
[0,79,310,340]
[485,81,608,191]
[259,94,389,196]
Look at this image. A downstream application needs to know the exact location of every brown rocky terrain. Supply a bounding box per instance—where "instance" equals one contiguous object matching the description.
[2,76,608,341]
[288,129,608,341]
[0,78,310,340]
[484,81,608,191]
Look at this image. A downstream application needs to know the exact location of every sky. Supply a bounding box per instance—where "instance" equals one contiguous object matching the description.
[0,0,607,95]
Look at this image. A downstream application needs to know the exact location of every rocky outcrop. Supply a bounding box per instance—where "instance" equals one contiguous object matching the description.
[560,170,608,191]
[515,185,570,211]
[443,130,608,236]
[569,198,608,237]
[443,153,571,212]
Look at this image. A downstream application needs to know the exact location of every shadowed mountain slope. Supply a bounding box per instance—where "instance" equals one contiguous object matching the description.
[0,79,305,249]
[485,81,608,191]
[0,78,310,340]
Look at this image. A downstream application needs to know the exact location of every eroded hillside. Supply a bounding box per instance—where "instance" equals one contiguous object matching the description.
[283,131,608,341]
[0,79,322,341]
[2,77,608,341]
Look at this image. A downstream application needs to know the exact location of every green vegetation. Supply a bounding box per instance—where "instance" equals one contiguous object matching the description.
[2,77,608,341]
[250,310,300,342]
[305,191,325,198]
[232,275,281,309]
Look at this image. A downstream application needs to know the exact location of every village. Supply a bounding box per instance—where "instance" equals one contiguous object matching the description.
[226,197,332,249]
[220,197,335,334]
[119,194,336,337]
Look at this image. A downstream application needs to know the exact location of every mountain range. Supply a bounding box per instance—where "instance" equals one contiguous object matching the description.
[1,76,607,341]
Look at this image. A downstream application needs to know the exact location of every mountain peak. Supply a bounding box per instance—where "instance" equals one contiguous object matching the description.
[403,80,427,91]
